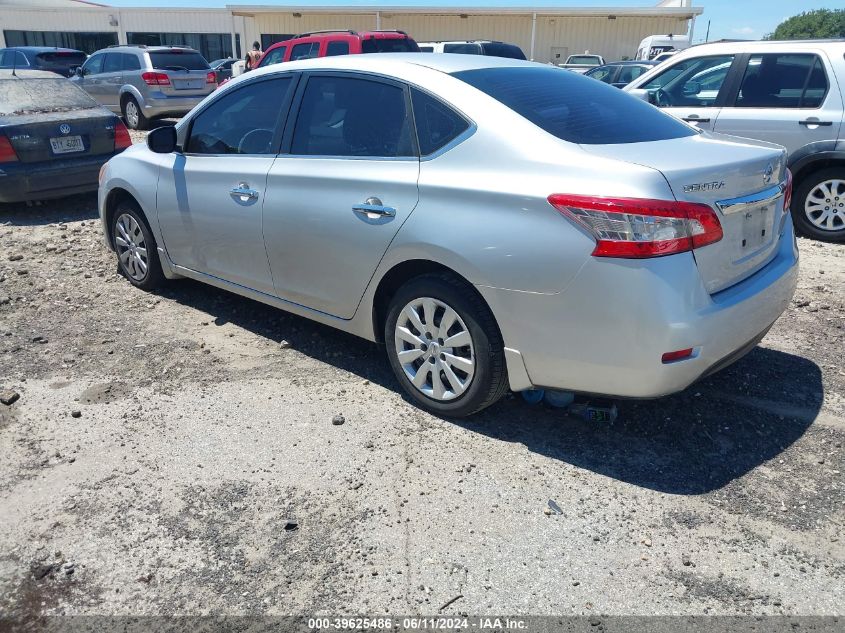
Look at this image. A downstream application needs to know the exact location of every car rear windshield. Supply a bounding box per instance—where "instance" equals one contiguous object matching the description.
[452,66,697,145]
[36,52,87,68]
[361,38,420,53]
[567,56,601,65]
[0,77,98,115]
[149,51,210,71]
[480,43,526,60]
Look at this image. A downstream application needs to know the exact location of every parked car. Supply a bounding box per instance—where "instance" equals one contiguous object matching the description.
[99,54,797,417]
[635,34,690,61]
[416,41,526,60]
[0,47,87,78]
[256,30,420,68]
[0,70,131,203]
[209,57,237,83]
[625,39,845,241]
[585,60,658,88]
[559,54,605,73]
[71,45,216,130]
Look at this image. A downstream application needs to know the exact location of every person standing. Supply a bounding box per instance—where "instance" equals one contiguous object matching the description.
[245,41,262,71]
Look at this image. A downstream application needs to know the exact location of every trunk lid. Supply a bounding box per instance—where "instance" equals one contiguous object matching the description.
[583,133,788,294]
[3,109,119,163]
[148,49,214,97]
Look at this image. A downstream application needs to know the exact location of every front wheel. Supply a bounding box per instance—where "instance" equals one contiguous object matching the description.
[111,200,164,290]
[384,273,508,417]
[791,167,845,242]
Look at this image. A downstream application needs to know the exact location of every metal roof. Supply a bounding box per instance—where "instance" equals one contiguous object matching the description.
[227,5,703,18]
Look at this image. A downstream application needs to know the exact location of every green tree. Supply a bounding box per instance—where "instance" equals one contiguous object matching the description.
[764,9,845,40]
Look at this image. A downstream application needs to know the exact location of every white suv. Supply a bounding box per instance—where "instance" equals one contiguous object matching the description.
[626,40,845,242]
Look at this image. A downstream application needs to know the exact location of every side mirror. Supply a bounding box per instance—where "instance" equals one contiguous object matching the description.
[147,126,178,154]
[75,66,84,77]
[628,88,657,105]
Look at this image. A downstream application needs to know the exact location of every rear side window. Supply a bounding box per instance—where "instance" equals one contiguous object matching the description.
[735,54,829,109]
[326,41,350,57]
[123,54,141,71]
[361,38,420,53]
[444,43,482,55]
[411,88,470,155]
[259,46,287,67]
[290,42,319,61]
[290,75,414,157]
[480,43,526,60]
[149,51,209,71]
[186,76,292,154]
[453,66,696,145]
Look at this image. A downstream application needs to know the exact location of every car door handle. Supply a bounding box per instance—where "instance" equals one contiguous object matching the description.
[230,183,259,201]
[798,119,833,126]
[682,116,711,123]
[352,197,396,217]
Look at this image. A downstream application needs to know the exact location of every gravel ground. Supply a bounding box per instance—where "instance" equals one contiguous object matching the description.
[0,147,843,618]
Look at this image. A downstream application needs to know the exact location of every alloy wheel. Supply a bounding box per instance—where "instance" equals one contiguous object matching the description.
[805,178,845,232]
[114,213,149,281]
[393,297,475,402]
[124,100,139,129]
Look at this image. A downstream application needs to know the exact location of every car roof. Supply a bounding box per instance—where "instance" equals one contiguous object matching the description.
[0,69,66,79]
[2,46,83,54]
[601,60,658,66]
[686,39,845,54]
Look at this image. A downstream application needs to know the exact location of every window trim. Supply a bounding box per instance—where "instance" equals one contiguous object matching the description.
[409,85,476,160]
[280,70,420,161]
[723,52,831,111]
[182,72,300,157]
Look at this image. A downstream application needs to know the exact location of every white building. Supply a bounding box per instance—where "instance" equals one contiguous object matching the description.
[0,0,702,64]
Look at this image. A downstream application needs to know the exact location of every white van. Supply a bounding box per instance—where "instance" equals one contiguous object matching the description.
[636,34,690,61]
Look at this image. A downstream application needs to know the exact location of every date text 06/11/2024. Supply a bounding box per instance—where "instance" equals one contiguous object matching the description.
[307,617,528,630]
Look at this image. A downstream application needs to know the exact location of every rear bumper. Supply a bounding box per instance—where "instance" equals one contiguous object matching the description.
[480,218,800,397]
[0,154,115,203]
[141,93,209,119]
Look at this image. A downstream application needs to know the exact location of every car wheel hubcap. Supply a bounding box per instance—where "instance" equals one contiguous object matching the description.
[805,178,845,232]
[394,297,475,402]
[125,101,139,127]
[114,214,148,281]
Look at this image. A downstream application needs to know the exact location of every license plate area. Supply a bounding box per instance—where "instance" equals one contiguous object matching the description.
[174,79,203,90]
[740,202,774,252]
[49,135,84,154]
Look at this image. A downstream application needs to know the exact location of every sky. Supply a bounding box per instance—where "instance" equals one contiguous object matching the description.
[100,0,843,43]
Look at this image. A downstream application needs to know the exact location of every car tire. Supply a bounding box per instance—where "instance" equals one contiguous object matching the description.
[122,95,148,131]
[791,167,845,243]
[384,273,509,417]
[111,200,164,291]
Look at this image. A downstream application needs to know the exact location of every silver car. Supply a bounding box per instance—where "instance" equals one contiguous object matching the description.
[71,45,216,130]
[98,54,799,417]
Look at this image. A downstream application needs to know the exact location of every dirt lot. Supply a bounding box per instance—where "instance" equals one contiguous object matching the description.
[0,159,843,618]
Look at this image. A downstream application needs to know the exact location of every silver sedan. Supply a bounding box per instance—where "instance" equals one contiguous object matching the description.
[98,54,799,417]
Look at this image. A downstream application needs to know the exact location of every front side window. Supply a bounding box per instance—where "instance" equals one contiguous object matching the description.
[186,76,292,154]
[259,46,287,67]
[735,54,829,109]
[454,66,696,145]
[290,75,414,157]
[641,55,735,107]
[290,42,319,61]
[326,41,350,57]
[411,88,470,155]
[81,53,104,76]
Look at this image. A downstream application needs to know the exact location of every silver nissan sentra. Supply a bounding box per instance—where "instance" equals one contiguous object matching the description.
[98,54,799,417]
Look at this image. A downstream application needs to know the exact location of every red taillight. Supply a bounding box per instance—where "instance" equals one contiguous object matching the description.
[206,71,216,84]
[662,348,695,363]
[141,71,171,86]
[548,194,723,259]
[783,169,793,212]
[114,120,132,151]
[0,135,18,163]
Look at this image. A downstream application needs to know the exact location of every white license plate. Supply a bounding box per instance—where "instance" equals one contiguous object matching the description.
[741,203,773,250]
[49,135,84,154]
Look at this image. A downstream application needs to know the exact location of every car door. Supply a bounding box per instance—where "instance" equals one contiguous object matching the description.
[637,54,738,131]
[73,52,106,102]
[712,51,843,157]
[98,52,124,110]
[262,72,420,318]
[155,74,297,294]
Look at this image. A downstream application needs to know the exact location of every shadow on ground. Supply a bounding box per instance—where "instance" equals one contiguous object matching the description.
[156,277,823,496]
[0,192,99,226]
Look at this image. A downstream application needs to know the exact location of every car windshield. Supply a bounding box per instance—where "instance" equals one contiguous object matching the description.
[149,50,210,71]
[453,66,696,145]
[361,38,420,53]
[0,77,98,115]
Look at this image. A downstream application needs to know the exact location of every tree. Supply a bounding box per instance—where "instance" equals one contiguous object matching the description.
[764,9,845,40]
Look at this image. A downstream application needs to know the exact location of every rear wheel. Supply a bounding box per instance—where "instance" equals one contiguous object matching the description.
[111,200,163,290]
[122,95,148,131]
[384,273,508,417]
[792,167,845,242]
